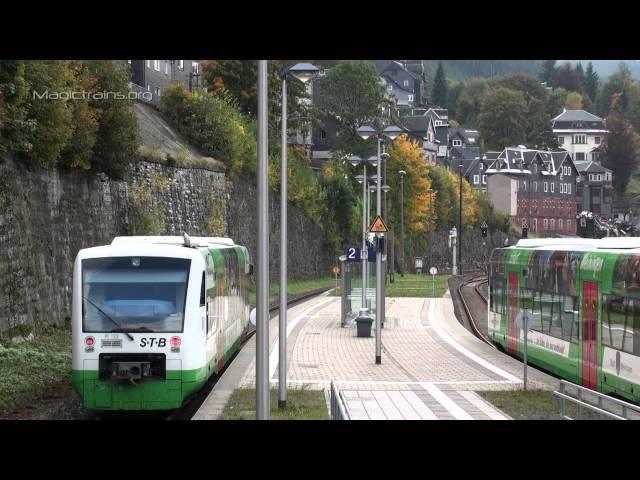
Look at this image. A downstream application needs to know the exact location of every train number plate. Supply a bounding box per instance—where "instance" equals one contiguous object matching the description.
[139,338,167,348]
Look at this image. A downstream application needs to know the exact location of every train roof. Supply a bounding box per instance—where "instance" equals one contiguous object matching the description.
[111,235,235,247]
[510,237,640,253]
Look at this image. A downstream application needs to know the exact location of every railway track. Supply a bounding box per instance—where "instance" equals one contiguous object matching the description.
[456,274,493,347]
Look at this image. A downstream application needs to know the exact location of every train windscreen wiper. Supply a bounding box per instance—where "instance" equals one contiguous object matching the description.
[83,297,135,341]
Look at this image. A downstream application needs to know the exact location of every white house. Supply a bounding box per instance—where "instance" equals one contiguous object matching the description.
[551,109,608,163]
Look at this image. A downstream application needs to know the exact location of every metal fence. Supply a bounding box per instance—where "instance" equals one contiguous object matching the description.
[330,381,352,420]
[554,380,640,420]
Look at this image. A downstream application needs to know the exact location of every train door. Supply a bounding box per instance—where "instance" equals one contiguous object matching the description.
[582,281,599,390]
[216,267,225,372]
[508,272,519,355]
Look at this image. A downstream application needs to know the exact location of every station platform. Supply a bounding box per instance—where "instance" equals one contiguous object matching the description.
[193,290,558,420]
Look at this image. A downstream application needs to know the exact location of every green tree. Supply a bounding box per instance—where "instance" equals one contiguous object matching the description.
[23,60,74,167]
[575,62,586,93]
[597,63,632,117]
[478,87,527,150]
[315,60,386,158]
[432,61,448,108]
[456,78,489,127]
[201,60,311,141]
[539,60,557,87]
[585,62,600,106]
[527,96,557,148]
[555,62,582,92]
[602,94,640,195]
[0,60,34,158]
[89,60,139,179]
[447,80,464,119]
[495,74,547,103]
[321,162,357,250]
[547,87,568,117]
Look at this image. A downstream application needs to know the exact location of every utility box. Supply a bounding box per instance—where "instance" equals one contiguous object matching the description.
[415,257,423,274]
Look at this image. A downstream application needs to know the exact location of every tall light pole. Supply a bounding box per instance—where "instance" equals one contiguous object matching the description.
[357,124,402,365]
[278,63,320,409]
[256,60,269,420]
[398,170,407,276]
[458,161,463,275]
[428,188,437,269]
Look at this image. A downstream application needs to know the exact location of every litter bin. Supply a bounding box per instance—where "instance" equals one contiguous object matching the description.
[355,315,373,337]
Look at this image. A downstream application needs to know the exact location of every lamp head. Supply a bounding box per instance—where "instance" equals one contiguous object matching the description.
[382,125,403,141]
[288,63,321,83]
[398,170,407,177]
[348,155,363,167]
[356,125,377,140]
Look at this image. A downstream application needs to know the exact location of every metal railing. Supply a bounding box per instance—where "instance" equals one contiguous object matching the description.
[554,380,640,420]
[330,381,352,420]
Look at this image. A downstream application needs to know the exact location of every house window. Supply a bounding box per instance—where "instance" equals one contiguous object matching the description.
[178,60,184,71]
[127,60,132,64]
[146,60,150,68]
[558,136,565,144]
[154,60,160,71]
[452,139,462,147]
[592,152,600,162]
[387,85,393,92]
[474,175,479,185]
[434,120,442,126]
[544,182,548,192]
[573,135,586,144]
[154,87,160,97]
[321,130,327,139]
[403,80,409,88]
[165,61,169,75]
[560,183,564,194]
[567,219,572,231]
[595,136,601,144]
[408,94,414,102]
[533,218,538,232]
[568,183,571,194]
[575,152,585,161]
[534,181,538,192]
[544,219,549,230]
[523,180,527,191]
[482,175,487,184]
[147,84,151,91]
[550,218,555,230]
[192,62,200,74]
[559,219,563,231]
[551,183,555,193]
[479,163,483,170]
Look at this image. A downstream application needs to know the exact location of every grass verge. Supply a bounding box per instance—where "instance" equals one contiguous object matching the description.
[478,389,603,420]
[222,387,329,420]
[249,277,336,307]
[0,327,72,411]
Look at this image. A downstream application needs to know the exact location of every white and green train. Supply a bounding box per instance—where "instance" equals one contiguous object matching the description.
[72,235,252,410]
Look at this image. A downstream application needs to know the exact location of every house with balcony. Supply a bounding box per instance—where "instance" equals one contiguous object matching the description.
[123,60,201,106]
[486,146,579,236]
[552,109,608,163]
[574,160,614,216]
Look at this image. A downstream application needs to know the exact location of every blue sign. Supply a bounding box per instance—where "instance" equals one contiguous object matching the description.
[345,246,377,262]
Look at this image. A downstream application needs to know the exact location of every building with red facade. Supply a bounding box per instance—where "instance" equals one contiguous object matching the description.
[486,147,579,236]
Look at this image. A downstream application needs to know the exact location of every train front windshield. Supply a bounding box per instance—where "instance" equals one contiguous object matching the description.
[82,257,191,333]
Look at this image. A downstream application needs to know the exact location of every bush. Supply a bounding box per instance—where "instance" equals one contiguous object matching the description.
[161,84,253,174]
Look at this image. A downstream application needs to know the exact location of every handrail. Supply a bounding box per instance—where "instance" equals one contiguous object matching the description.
[330,380,352,420]
[554,380,640,420]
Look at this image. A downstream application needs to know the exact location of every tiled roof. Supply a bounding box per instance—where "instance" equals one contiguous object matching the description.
[551,109,603,122]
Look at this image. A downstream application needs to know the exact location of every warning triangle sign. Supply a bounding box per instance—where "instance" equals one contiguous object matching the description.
[369,215,389,233]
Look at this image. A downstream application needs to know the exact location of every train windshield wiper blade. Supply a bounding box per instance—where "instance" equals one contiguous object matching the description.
[83,297,134,341]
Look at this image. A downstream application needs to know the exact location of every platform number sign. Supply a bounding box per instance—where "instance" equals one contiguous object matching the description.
[346,247,360,261]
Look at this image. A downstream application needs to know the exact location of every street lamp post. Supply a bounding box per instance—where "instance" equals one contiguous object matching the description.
[278,63,320,409]
[349,155,375,316]
[357,124,402,365]
[458,161,463,275]
[428,188,437,269]
[398,170,407,276]
[256,60,269,420]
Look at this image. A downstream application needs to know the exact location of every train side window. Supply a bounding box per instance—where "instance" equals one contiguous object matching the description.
[603,295,632,353]
[560,295,578,343]
[200,272,206,307]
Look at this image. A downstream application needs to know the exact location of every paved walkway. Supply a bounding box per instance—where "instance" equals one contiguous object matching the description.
[194,290,558,420]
